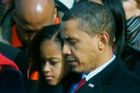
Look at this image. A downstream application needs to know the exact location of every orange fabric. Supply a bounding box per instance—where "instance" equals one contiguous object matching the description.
[11,25,23,48]
[55,17,61,24]
[30,71,39,80]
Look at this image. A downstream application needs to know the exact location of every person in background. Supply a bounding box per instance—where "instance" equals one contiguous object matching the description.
[14,0,58,86]
[121,0,140,77]
[61,1,140,93]
[13,0,58,48]
[122,0,140,51]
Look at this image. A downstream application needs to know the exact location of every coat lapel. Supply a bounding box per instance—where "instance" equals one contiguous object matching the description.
[77,57,121,93]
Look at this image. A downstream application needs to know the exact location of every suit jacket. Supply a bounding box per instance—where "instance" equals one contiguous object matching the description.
[76,57,140,93]
[0,54,25,93]
[0,66,25,93]
[124,46,140,78]
[0,42,28,90]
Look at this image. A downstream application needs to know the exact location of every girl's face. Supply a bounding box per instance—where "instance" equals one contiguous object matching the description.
[40,40,65,86]
[122,0,140,19]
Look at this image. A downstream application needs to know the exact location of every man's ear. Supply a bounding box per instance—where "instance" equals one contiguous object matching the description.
[97,32,109,50]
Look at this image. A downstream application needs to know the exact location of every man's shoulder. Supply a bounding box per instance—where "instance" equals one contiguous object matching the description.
[0,42,25,61]
[103,56,140,85]
[101,58,140,93]
[88,57,140,93]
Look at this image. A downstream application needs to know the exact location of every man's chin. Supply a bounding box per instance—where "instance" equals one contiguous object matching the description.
[71,67,81,73]
[68,61,78,66]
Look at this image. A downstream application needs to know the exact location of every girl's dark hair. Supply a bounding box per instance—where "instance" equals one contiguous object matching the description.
[29,24,61,77]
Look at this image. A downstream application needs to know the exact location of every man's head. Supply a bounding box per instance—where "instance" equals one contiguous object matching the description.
[61,1,116,73]
[14,0,56,46]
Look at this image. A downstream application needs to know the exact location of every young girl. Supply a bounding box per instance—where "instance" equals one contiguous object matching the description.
[29,24,70,93]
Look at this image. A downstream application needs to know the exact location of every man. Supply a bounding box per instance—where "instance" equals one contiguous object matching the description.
[60,1,140,93]
[13,0,57,48]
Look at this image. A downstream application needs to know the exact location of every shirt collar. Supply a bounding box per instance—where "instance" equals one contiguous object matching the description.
[84,55,116,81]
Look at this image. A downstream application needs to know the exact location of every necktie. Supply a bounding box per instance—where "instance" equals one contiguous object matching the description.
[74,78,86,93]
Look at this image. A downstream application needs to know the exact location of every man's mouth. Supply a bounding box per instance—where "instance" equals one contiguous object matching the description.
[65,55,77,62]
[68,61,79,66]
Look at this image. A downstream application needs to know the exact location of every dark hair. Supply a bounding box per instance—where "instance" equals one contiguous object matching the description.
[62,1,116,45]
[102,0,126,58]
[30,24,62,76]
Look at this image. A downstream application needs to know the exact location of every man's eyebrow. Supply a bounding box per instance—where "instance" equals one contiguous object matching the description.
[65,37,76,40]
[48,57,60,61]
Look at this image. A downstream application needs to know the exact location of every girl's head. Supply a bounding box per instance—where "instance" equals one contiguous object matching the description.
[31,24,67,86]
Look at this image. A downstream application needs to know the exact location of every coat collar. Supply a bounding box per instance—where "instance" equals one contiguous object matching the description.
[77,57,122,93]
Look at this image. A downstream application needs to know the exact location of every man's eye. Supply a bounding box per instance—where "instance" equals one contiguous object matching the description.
[68,39,78,45]
[50,61,59,65]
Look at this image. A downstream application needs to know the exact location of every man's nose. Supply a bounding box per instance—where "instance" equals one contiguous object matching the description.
[63,44,71,55]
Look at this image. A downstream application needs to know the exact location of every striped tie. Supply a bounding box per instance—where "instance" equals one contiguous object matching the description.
[74,78,86,93]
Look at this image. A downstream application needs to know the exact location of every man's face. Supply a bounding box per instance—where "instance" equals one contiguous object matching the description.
[40,40,65,86]
[15,15,54,46]
[61,20,100,73]
[16,22,39,46]
[14,1,56,46]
